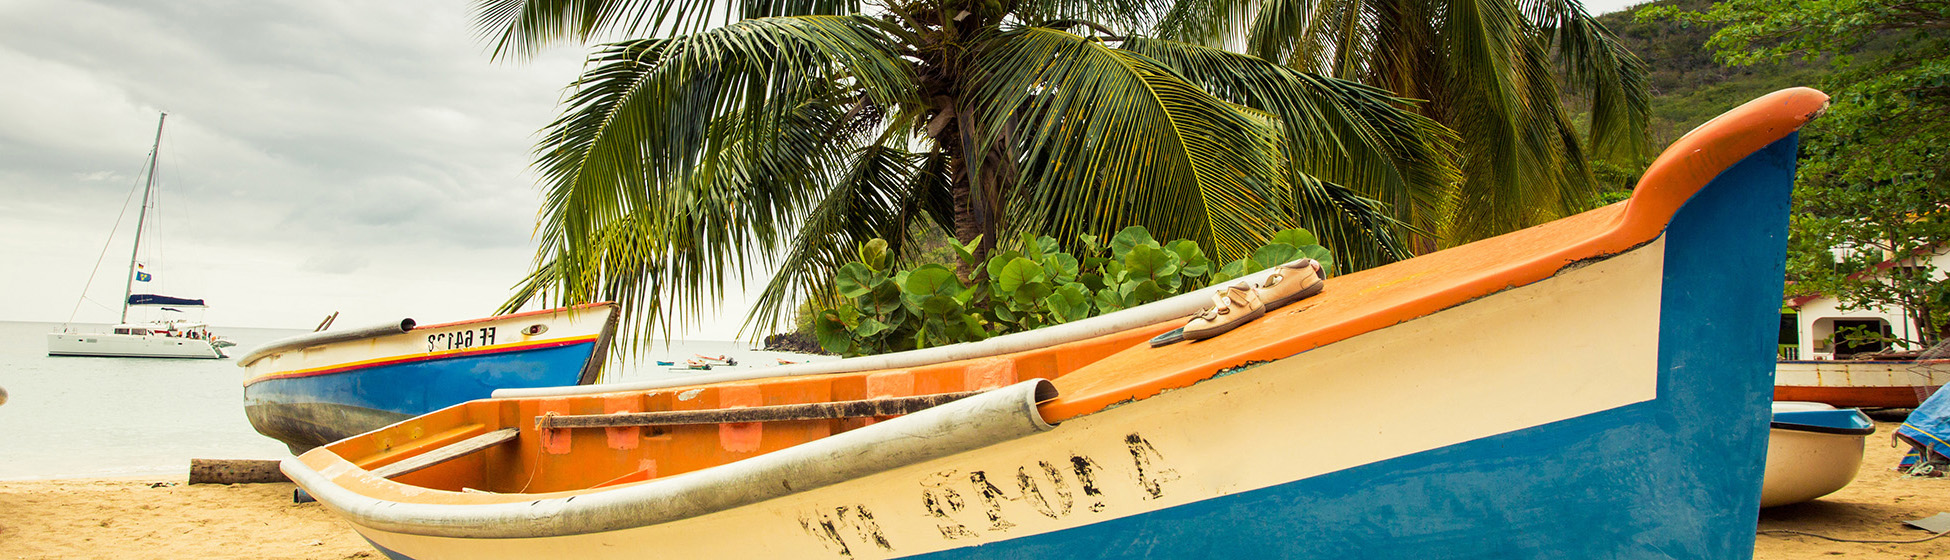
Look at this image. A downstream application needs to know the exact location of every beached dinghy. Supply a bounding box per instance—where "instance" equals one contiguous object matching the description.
[1761,402,1876,507]
[287,89,1826,559]
[240,303,618,453]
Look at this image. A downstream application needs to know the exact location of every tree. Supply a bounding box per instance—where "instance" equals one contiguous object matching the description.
[483,0,1464,343]
[1156,0,1653,244]
[1651,0,1950,347]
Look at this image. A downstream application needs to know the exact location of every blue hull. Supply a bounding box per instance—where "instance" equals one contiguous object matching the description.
[245,342,598,452]
[910,135,1798,559]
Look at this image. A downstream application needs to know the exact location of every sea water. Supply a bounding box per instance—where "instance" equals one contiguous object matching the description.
[0,321,826,480]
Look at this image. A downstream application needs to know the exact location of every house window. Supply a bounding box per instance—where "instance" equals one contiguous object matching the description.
[1831,318,1893,358]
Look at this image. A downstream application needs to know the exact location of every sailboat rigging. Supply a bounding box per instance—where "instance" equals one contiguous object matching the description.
[48,112,232,359]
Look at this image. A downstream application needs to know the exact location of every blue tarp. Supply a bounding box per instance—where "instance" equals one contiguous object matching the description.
[1897,387,1950,471]
[126,294,206,307]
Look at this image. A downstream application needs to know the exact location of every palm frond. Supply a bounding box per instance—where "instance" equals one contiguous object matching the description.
[473,0,863,59]
[1536,0,1651,162]
[746,143,926,333]
[504,16,917,345]
[963,25,1294,262]
[1121,36,1459,263]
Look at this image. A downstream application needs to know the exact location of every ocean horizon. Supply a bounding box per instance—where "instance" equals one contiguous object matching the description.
[0,320,825,480]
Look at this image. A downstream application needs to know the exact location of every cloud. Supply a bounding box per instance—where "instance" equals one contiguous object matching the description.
[0,0,699,332]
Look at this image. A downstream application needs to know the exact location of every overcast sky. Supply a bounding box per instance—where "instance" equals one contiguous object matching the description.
[0,0,1648,338]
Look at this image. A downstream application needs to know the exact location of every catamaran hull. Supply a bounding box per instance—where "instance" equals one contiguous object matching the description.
[46,332,224,359]
[241,304,617,453]
[302,131,1797,559]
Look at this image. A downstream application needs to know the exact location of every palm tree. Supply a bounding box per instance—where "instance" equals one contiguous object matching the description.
[1154,0,1650,244]
[482,0,1461,342]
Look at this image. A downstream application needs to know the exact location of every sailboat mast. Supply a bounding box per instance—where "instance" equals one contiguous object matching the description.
[121,112,166,324]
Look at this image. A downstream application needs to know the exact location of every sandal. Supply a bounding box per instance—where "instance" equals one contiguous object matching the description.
[1182,282,1265,342]
[1253,258,1325,311]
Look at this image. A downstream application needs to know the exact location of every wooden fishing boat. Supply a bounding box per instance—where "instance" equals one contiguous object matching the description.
[285,89,1826,559]
[1761,402,1875,507]
[239,303,618,453]
[1774,359,1949,408]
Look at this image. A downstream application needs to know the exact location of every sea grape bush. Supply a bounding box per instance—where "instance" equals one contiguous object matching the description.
[814,226,1334,357]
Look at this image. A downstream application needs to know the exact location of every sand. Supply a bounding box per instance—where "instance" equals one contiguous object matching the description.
[1754,420,1950,559]
[0,477,370,559]
[0,421,1943,559]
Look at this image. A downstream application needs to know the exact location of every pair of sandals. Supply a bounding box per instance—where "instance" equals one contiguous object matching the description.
[1150,258,1325,347]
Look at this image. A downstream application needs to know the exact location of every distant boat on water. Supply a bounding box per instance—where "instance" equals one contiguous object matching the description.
[47,113,232,359]
[238,303,619,453]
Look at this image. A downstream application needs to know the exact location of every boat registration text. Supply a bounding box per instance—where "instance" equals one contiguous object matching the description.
[427,327,497,352]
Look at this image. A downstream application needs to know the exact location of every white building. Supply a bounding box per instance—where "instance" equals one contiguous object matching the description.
[1783,246,1949,360]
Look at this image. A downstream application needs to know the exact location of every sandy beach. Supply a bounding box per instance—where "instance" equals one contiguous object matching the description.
[0,421,1944,559]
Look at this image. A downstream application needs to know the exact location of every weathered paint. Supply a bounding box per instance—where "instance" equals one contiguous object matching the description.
[241,304,616,452]
[288,89,1823,559]
[1774,359,1949,407]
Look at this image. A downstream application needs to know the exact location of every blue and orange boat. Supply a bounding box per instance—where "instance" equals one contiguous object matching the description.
[284,89,1824,558]
[239,303,618,453]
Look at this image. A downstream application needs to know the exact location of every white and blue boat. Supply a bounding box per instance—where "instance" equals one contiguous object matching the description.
[283,89,1826,559]
[239,303,618,453]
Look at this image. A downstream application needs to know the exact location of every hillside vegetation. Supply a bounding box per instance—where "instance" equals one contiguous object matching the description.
[1596,0,1897,148]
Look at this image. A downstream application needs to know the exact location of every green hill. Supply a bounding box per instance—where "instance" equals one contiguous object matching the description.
[1597,0,1830,148]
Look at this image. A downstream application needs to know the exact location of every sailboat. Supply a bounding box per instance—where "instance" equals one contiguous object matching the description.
[47,113,230,359]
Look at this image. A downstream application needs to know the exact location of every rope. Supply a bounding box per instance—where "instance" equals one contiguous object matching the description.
[1758,527,1950,544]
[64,164,150,326]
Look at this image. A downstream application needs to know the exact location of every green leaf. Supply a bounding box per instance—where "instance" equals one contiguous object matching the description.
[985,250,1025,285]
[1122,279,1166,305]
[1124,244,1180,280]
[904,264,959,297]
[1212,258,1252,285]
[1011,280,1054,305]
[859,238,889,271]
[1095,286,1125,313]
[835,262,878,298]
[996,257,1047,294]
[950,235,985,267]
[1300,245,1336,276]
[856,316,891,337]
[1251,243,1301,271]
[1109,226,1159,261]
[1046,283,1093,323]
[1164,239,1211,277]
[1041,252,1081,285]
[813,311,853,355]
[1270,228,1318,248]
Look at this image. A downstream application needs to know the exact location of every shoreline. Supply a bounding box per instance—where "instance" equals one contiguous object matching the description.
[1,422,1943,559]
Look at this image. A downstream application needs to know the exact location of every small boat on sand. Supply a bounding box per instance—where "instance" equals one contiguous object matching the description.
[285,89,1826,559]
[1774,358,1949,408]
[693,354,737,366]
[239,303,618,453]
[1761,402,1875,507]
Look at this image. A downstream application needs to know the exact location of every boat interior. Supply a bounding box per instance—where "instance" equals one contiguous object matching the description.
[312,87,1829,499]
